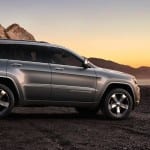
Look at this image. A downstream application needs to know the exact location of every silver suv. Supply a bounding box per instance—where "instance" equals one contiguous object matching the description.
[0,39,140,119]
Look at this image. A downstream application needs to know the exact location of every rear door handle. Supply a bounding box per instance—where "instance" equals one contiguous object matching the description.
[55,67,64,71]
[10,63,23,67]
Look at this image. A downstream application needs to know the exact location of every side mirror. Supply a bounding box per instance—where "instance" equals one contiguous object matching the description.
[83,58,89,68]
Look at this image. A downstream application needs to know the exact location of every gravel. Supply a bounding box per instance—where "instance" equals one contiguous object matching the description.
[0,86,150,150]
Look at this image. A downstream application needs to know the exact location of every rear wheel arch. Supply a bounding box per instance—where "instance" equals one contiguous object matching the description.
[0,77,20,105]
[0,84,15,118]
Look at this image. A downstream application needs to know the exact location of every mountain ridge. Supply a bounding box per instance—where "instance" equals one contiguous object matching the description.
[89,58,150,78]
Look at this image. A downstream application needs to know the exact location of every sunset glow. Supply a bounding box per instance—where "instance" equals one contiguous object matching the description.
[0,0,150,68]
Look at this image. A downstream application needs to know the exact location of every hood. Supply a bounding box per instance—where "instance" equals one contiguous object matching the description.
[95,67,134,80]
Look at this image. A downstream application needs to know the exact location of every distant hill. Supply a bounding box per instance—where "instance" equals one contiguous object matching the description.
[89,58,150,79]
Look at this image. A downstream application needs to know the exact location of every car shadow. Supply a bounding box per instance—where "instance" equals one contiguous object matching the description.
[5,112,109,121]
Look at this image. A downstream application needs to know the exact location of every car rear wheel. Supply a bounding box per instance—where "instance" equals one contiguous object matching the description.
[102,88,133,120]
[0,84,15,118]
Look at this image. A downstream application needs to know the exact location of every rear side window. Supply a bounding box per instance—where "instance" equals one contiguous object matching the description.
[0,44,48,63]
[0,44,30,60]
[0,44,9,59]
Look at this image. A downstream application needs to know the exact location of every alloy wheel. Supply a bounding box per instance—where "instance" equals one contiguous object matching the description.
[0,89,10,113]
[108,93,129,117]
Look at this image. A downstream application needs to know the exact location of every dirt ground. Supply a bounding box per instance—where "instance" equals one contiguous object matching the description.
[0,86,150,150]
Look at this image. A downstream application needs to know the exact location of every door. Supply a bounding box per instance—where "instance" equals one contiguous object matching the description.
[6,44,51,101]
[49,47,97,102]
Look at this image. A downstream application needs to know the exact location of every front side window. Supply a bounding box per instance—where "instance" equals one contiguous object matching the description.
[49,48,83,67]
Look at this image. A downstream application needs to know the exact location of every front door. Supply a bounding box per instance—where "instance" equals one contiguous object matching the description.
[48,47,97,102]
[51,64,97,102]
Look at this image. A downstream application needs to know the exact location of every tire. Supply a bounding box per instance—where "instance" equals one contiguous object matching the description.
[0,84,15,118]
[75,107,99,115]
[101,88,133,120]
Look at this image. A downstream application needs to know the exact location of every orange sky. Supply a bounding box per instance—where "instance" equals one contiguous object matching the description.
[37,32,150,68]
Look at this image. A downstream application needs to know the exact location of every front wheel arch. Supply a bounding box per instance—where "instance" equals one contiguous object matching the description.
[100,83,135,110]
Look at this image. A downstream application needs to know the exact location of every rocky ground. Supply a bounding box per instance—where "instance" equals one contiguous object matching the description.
[0,86,150,150]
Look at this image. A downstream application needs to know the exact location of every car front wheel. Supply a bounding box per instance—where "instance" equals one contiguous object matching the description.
[0,84,15,118]
[102,88,133,120]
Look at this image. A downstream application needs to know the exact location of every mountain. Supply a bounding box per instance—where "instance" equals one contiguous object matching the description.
[0,24,35,41]
[89,58,150,79]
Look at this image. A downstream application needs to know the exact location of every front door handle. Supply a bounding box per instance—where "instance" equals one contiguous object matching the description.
[10,63,23,67]
[55,67,64,71]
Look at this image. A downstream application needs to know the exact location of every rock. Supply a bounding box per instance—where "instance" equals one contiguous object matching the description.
[0,23,35,41]
[0,24,7,39]
[6,24,35,41]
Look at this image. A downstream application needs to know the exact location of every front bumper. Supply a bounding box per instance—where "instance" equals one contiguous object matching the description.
[135,85,141,105]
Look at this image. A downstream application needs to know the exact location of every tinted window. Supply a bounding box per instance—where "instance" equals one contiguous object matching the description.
[0,44,30,61]
[48,48,83,67]
[0,44,83,67]
[34,46,83,67]
[0,44,47,63]
[0,44,10,59]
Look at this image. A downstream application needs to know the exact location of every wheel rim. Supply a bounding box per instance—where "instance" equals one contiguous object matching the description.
[0,89,10,113]
[108,93,129,117]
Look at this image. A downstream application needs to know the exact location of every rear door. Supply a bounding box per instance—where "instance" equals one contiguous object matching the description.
[6,44,51,101]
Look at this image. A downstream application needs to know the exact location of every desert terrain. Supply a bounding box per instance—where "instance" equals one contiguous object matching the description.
[0,86,150,150]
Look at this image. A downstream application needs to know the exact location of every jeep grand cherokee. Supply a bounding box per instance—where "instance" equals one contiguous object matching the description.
[0,39,140,119]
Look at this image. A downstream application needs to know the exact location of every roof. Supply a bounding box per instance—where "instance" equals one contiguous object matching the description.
[0,38,75,54]
[0,39,70,50]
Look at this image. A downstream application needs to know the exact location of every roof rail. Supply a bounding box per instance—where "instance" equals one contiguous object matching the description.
[39,41,48,43]
[0,38,48,44]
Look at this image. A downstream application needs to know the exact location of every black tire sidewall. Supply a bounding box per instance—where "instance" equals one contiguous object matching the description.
[0,84,15,118]
[103,88,133,120]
